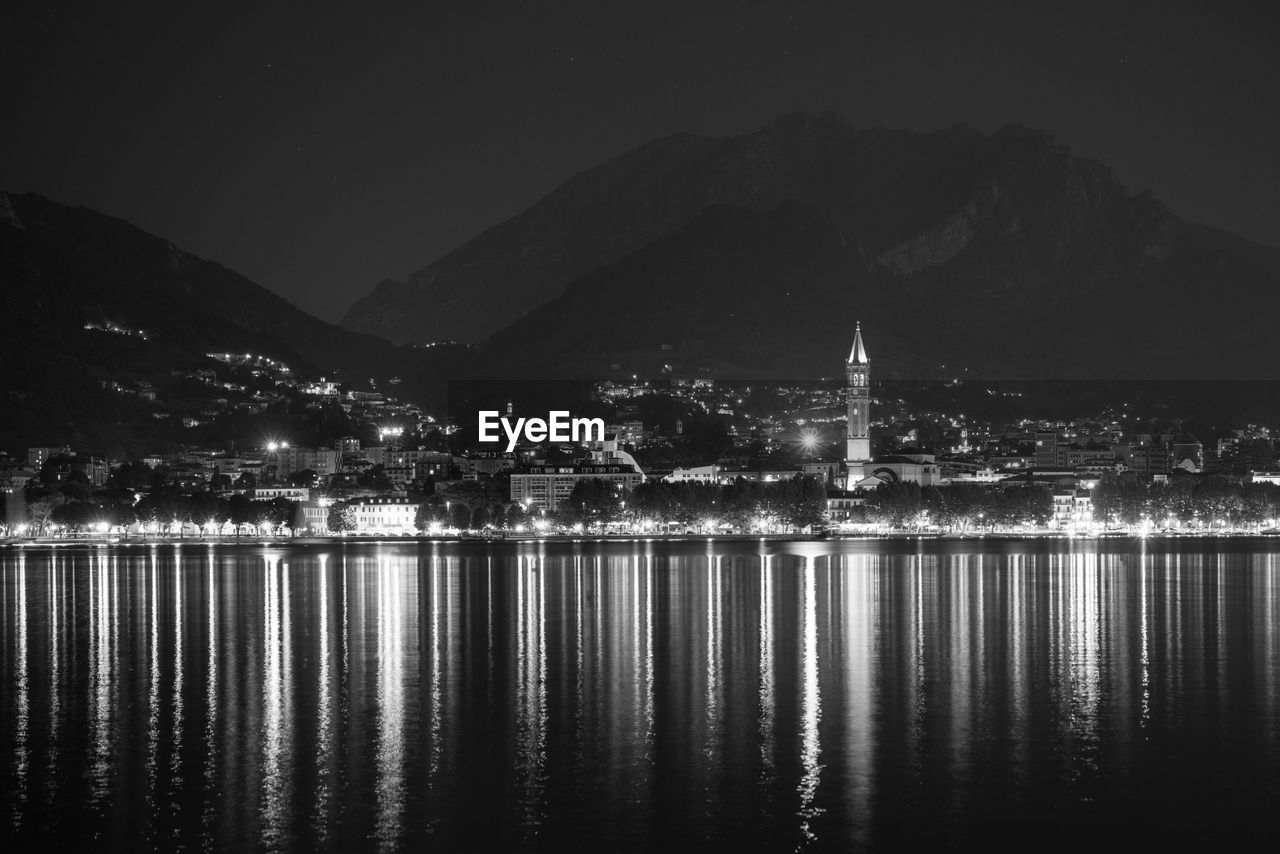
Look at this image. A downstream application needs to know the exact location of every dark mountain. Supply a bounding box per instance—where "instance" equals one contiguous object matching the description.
[337,113,1159,348]
[0,192,449,449]
[342,113,1279,379]
[1,192,408,372]
[474,197,1280,380]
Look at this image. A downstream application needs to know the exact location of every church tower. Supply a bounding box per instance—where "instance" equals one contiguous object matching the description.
[845,322,871,463]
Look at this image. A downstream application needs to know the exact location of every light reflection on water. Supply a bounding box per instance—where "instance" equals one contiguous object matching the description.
[3,540,1280,850]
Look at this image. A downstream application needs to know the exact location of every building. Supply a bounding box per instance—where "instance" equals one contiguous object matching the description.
[27,446,70,470]
[511,437,646,510]
[1171,437,1204,473]
[1035,432,1060,469]
[825,490,865,523]
[415,453,460,481]
[1052,491,1094,530]
[1118,441,1169,477]
[840,325,939,488]
[800,461,840,483]
[664,465,720,483]
[848,454,943,487]
[719,469,810,484]
[845,323,871,464]
[464,454,515,479]
[275,448,341,480]
[253,486,311,502]
[348,496,418,534]
[299,501,330,535]
[1036,432,1118,469]
[511,464,645,510]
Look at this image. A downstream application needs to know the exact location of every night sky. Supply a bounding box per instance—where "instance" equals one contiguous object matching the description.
[3,1,1275,322]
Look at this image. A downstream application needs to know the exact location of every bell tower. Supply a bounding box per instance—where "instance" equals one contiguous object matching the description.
[845,322,871,463]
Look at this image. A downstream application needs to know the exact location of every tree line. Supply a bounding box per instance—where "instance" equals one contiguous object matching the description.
[861,481,1054,530]
[553,476,828,531]
[1090,475,1280,528]
[17,491,302,536]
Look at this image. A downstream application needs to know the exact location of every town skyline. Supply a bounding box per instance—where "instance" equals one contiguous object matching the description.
[5,7,1280,851]
[7,318,1280,541]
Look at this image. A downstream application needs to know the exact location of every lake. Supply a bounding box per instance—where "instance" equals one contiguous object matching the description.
[3,539,1280,851]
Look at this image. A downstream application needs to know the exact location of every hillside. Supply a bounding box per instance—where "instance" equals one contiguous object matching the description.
[475,199,1280,381]
[341,114,1189,352]
[0,193,446,450]
[339,113,1279,379]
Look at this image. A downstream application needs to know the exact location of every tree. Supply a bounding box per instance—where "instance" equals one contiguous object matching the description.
[558,480,624,528]
[863,481,923,528]
[266,497,300,534]
[229,493,253,536]
[189,492,219,530]
[415,500,449,532]
[327,502,356,533]
[503,502,528,530]
[783,476,828,531]
[59,473,93,502]
[51,500,95,532]
[357,464,391,491]
[26,496,59,536]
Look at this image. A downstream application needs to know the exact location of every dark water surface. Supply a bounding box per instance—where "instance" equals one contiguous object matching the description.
[3,539,1280,851]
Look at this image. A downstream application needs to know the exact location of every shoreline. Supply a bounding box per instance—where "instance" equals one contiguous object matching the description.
[6,529,1280,548]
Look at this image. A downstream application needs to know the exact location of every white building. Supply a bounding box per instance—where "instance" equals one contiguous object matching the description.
[349,496,418,534]
[664,465,719,483]
[299,502,330,535]
[1052,492,1093,530]
[253,486,311,502]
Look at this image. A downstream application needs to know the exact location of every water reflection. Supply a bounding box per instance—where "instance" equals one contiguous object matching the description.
[204,551,218,848]
[11,553,27,827]
[841,554,876,848]
[261,554,294,849]
[796,556,822,847]
[374,554,410,850]
[4,541,1280,850]
[758,551,776,805]
[515,554,548,840]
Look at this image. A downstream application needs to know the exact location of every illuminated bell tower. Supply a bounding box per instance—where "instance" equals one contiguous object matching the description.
[845,322,871,463]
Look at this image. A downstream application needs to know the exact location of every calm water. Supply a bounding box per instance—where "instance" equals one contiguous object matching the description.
[3,539,1280,851]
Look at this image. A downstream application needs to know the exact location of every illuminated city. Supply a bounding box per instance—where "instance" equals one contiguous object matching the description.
[4,4,1279,851]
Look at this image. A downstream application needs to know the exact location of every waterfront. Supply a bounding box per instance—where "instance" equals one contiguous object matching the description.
[4,540,1280,850]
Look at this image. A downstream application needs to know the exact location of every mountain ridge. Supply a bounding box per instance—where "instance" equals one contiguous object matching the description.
[0,191,462,450]
[339,113,1201,353]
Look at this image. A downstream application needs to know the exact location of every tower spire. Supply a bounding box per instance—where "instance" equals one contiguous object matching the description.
[848,321,869,365]
[845,322,871,465]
